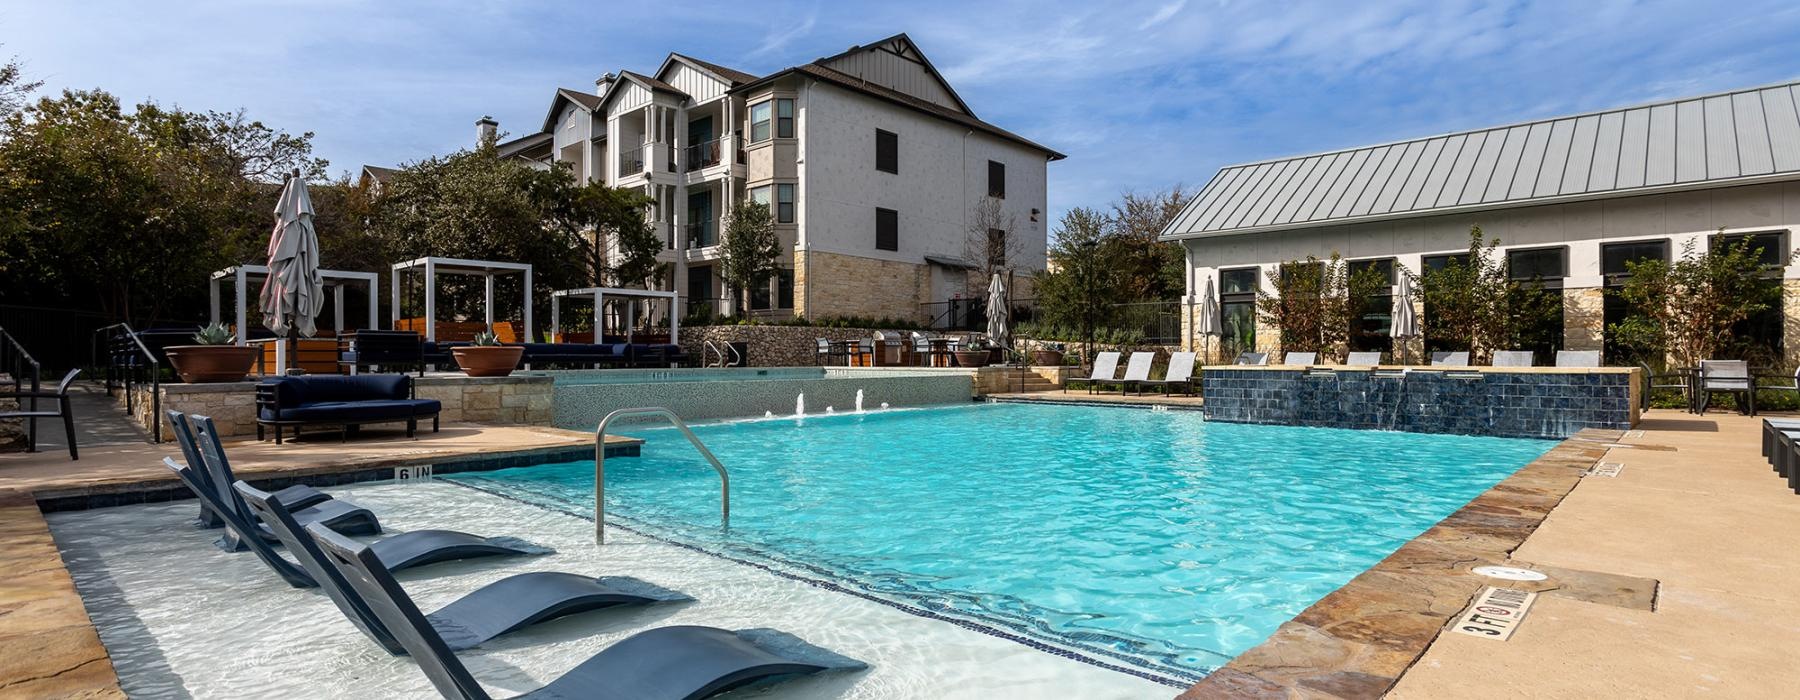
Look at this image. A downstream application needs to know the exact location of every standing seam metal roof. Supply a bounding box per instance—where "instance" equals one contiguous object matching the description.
[1162,80,1800,240]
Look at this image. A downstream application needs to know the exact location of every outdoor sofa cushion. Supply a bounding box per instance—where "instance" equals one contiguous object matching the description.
[261,399,437,423]
[257,375,440,422]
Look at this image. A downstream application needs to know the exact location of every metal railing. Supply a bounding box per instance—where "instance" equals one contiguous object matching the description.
[619,145,645,176]
[685,219,716,248]
[593,407,729,544]
[1,325,42,448]
[684,137,723,169]
[95,323,163,443]
[665,143,677,172]
[702,340,741,368]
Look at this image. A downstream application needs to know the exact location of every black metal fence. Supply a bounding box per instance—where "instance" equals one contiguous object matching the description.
[0,304,198,372]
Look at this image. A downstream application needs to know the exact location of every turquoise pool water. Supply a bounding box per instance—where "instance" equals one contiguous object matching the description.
[447,403,1553,683]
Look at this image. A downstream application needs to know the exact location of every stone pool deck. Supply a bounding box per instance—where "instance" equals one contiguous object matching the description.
[0,424,637,698]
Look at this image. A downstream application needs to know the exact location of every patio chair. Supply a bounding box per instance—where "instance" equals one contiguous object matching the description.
[1490,350,1535,367]
[1235,352,1269,365]
[306,521,865,697]
[1133,352,1198,396]
[187,414,381,551]
[1345,351,1383,366]
[1064,351,1120,394]
[1639,363,1690,411]
[1697,360,1755,416]
[1283,351,1317,365]
[0,368,82,460]
[813,338,840,366]
[1110,352,1155,394]
[1430,351,1470,366]
[168,409,329,529]
[1555,350,1601,367]
[237,483,680,654]
[910,332,938,366]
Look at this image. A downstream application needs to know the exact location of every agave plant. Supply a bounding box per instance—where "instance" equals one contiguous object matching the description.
[192,323,235,345]
[471,330,501,347]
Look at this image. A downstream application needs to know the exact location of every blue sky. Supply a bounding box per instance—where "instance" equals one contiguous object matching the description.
[6,0,1800,226]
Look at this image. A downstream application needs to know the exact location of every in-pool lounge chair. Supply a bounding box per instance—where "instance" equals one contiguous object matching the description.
[309,521,865,699]
[169,409,329,528]
[1064,351,1120,394]
[1132,351,1197,396]
[1283,351,1317,365]
[1109,352,1155,394]
[1430,351,1470,366]
[1235,352,1269,365]
[1490,350,1535,367]
[188,414,381,550]
[238,483,682,653]
[1345,351,1382,366]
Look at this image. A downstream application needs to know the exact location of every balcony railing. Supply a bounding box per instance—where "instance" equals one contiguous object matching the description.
[686,219,716,248]
[619,145,645,176]
[685,137,723,170]
[665,143,677,172]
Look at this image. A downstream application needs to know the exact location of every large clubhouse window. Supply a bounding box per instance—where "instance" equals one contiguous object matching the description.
[1219,267,1258,356]
[1421,252,1472,353]
[1506,246,1567,364]
[776,98,794,139]
[876,129,898,173]
[1601,239,1669,364]
[988,160,1006,198]
[1346,258,1395,354]
[875,207,898,251]
[1712,231,1788,361]
[776,184,794,224]
[1711,230,1787,267]
[749,101,772,143]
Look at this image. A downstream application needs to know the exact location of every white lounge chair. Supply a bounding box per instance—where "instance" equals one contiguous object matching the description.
[1555,350,1601,367]
[1108,352,1155,394]
[1431,351,1470,366]
[1283,351,1317,365]
[1345,351,1382,366]
[1490,350,1534,367]
[1065,351,1121,394]
[1132,351,1198,396]
[1235,352,1269,365]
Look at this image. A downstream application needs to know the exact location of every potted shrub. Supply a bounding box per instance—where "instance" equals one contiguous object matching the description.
[165,323,262,383]
[954,339,994,368]
[1029,342,1065,367]
[451,331,524,377]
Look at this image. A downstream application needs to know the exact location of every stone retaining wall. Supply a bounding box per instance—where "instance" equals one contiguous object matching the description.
[131,375,555,440]
[679,325,894,367]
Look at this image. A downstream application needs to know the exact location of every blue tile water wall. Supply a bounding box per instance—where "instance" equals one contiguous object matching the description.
[1201,368,1636,439]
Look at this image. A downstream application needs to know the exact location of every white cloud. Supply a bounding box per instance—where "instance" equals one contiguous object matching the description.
[1137,0,1187,31]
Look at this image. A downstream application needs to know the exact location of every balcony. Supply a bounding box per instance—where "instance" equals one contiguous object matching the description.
[684,137,723,170]
[619,145,645,177]
[686,219,716,248]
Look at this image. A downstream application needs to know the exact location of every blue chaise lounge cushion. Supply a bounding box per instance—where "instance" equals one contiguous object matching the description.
[259,375,441,422]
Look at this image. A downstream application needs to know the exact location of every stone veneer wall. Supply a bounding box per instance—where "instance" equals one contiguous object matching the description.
[1202,367,1640,439]
[0,375,23,451]
[131,375,554,440]
[795,249,928,322]
[1562,287,1606,352]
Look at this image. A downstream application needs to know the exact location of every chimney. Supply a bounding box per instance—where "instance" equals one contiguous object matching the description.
[475,115,498,148]
[595,72,616,97]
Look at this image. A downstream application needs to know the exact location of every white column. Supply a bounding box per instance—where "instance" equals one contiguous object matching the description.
[332,285,345,332]
[390,268,402,331]
[234,268,248,346]
[484,274,495,331]
[551,295,561,342]
[367,278,379,330]
[522,268,534,342]
[594,291,603,338]
[423,260,437,342]
[209,275,220,326]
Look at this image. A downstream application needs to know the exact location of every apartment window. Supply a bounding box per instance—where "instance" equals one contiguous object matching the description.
[1711,230,1787,268]
[749,185,770,207]
[776,183,795,224]
[776,98,794,139]
[687,265,714,316]
[1601,240,1670,363]
[1219,268,1258,355]
[987,160,1006,198]
[778,268,795,309]
[875,207,898,251]
[1346,258,1395,354]
[749,101,772,143]
[751,273,773,310]
[875,129,898,173]
[987,229,1007,266]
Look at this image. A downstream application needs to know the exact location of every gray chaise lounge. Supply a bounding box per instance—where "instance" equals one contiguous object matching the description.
[169,409,329,528]
[187,414,381,549]
[309,521,867,699]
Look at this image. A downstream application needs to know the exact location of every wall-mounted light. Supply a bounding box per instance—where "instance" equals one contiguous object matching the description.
[1030,207,1040,223]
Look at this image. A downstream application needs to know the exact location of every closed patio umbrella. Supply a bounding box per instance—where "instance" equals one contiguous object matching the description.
[259,171,325,365]
[1196,277,1220,362]
[1391,274,1418,364]
[985,272,1009,350]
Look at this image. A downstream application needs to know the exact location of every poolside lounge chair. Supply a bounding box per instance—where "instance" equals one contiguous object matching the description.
[238,483,680,654]
[0,368,81,460]
[168,409,329,528]
[1430,351,1470,366]
[1555,350,1601,367]
[1110,352,1154,394]
[1345,351,1383,366]
[188,414,381,550]
[1697,360,1755,416]
[1283,351,1316,365]
[1235,352,1269,365]
[308,521,864,698]
[1490,351,1535,367]
[1132,352,1197,396]
[1064,351,1120,394]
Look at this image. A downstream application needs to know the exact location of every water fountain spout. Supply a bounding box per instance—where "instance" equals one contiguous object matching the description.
[795,393,806,417]
[855,389,865,413]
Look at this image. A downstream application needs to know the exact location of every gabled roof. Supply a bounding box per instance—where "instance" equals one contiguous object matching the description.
[359,165,397,183]
[1162,79,1800,241]
[540,87,601,132]
[814,33,974,117]
[664,52,759,86]
[736,62,1065,160]
[495,131,552,160]
[618,70,685,95]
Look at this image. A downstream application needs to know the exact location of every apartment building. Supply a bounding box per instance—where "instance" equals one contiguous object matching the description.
[507,33,1064,322]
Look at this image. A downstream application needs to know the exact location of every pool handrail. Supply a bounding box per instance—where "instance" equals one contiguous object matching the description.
[593,407,729,544]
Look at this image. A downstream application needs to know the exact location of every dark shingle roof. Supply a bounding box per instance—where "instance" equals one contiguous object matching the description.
[670,53,759,86]
[619,71,686,96]
[759,63,1064,160]
[556,88,601,111]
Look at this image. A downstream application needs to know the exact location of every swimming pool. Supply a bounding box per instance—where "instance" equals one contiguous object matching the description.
[448,403,1554,683]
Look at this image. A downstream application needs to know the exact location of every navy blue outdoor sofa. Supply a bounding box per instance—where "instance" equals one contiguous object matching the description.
[256,374,441,444]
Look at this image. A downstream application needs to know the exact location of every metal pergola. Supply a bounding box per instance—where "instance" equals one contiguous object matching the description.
[550,287,679,344]
[390,257,533,342]
[209,265,381,345]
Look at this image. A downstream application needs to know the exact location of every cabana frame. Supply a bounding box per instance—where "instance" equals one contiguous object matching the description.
[390,257,533,342]
[209,265,381,345]
[550,287,679,345]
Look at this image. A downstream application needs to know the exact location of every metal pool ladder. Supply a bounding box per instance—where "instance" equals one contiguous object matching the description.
[593,407,730,545]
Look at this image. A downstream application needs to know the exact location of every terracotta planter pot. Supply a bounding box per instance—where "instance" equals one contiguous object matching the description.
[452,346,525,377]
[954,350,992,368]
[166,345,262,383]
[1030,350,1065,367]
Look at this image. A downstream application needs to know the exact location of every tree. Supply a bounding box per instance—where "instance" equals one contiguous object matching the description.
[1252,254,1389,360]
[1609,234,1786,368]
[717,201,780,317]
[569,183,658,287]
[1105,186,1192,301]
[0,50,41,118]
[1030,207,1120,352]
[964,197,1022,295]
[1408,226,1560,364]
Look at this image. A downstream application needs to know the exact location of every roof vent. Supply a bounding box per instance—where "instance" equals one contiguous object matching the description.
[596,72,616,96]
